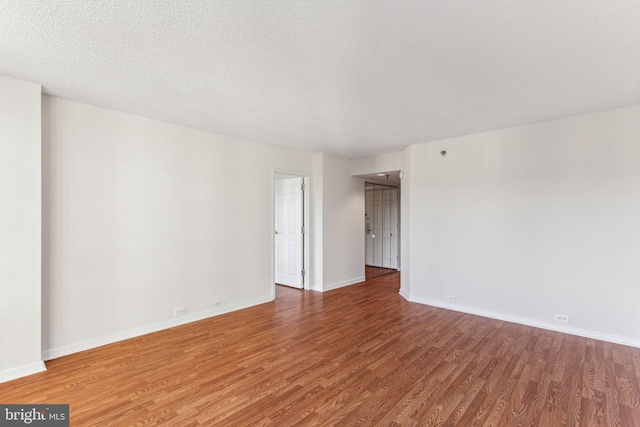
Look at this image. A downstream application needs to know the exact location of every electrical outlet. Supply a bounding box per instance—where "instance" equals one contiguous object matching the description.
[447,295,456,302]
[174,307,186,317]
[554,314,569,323]
[212,299,222,308]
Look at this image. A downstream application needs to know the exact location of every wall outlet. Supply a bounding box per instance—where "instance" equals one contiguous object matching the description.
[212,299,222,308]
[174,307,186,317]
[447,295,456,302]
[554,314,569,323]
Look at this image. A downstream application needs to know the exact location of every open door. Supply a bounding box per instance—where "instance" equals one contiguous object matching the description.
[275,176,304,289]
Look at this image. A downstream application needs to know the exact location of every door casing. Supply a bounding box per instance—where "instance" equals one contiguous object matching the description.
[272,171,310,298]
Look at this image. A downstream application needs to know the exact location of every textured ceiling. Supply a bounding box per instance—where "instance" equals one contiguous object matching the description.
[2,1,640,158]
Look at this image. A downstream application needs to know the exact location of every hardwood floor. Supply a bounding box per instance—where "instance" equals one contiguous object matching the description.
[2,273,639,426]
[365,265,398,280]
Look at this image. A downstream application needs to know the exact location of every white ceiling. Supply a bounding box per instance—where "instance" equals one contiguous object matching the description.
[2,1,640,158]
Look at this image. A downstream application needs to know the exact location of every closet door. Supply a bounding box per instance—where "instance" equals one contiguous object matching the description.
[371,190,384,267]
[365,190,374,266]
[382,188,392,268]
[382,188,399,268]
[388,188,398,269]
[365,185,398,269]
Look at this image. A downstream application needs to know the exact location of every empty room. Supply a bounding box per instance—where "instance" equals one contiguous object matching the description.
[1,1,640,426]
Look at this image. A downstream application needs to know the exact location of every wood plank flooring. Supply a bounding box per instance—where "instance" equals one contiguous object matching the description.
[2,273,639,426]
[365,265,398,280]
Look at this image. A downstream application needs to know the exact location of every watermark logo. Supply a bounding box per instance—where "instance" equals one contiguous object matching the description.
[0,405,68,426]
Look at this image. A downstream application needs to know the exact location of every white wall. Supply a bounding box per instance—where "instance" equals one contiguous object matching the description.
[350,151,402,176]
[399,147,412,297]
[310,153,324,291]
[321,153,365,290]
[42,96,313,359]
[0,76,45,382]
[405,105,640,346]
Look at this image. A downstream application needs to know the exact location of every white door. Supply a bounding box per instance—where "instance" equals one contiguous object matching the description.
[365,190,374,265]
[372,188,383,266]
[275,177,304,288]
[383,188,398,269]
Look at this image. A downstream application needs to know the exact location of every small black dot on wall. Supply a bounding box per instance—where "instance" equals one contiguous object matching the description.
[440,150,447,156]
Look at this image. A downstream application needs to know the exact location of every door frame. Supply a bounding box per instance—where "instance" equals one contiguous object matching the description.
[271,170,310,299]
[364,180,401,271]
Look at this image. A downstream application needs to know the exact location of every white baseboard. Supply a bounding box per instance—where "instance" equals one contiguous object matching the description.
[398,289,410,301]
[42,296,272,361]
[408,295,640,349]
[0,361,47,384]
[323,276,366,292]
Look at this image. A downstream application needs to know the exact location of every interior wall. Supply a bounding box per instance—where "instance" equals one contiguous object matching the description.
[319,153,366,291]
[0,76,45,382]
[350,151,402,176]
[399,147,412,298]
[42,95,313,359]
[310,153,324,291]
[405,105,640,346]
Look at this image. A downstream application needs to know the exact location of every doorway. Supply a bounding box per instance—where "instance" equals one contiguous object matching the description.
[274,172,308,293]
[365,182,399,279]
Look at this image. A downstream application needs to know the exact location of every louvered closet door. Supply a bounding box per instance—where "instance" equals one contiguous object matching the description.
[365,185,398,269]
